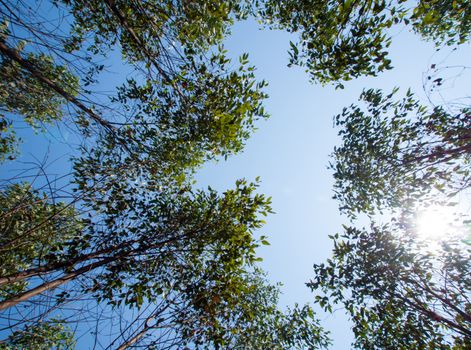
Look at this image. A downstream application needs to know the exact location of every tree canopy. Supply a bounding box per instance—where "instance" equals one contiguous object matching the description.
[311,1,471,348]
[0,0,333,348]
[310,224,471,349]
[1,0,470,348]
[257,0,471,86]
[331,88,471,218]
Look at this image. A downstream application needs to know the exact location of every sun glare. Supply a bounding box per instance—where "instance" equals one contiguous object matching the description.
[416,205,460,241]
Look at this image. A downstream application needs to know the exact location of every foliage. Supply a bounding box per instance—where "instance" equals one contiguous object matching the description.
[0,1,269,182]
[412,0,471,46]
[258,0,398,84]
[0,116,16,162]
[0,21,79,161]
[107,48,268,180]
[256,0,471,86]
[318,9,471,340]
[0,176,310,348]
[8,0,471,348]
[324,80,471,348]
[309,224,471,349]
[82,179,272,309]
[0,320,75,349]
[0,183,83,300]
[132,269,330,349]
[0,177,330,349]
[226,270,331,349]
[0,46,79,126]
[331,88,471,218]
[61,0,247,55]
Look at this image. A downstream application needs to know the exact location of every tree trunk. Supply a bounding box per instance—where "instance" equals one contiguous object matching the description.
[0,256,116,311]
[116,328,148,350]
[0,242,129,287]
[0,231,194,311]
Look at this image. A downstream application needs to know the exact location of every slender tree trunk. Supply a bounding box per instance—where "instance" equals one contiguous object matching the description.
[116,327,149,350]
[0,231,196,311]
[411,277,471,325]
[0,241,131,286]
[403,143,471,165]
[0,256,116,311]
[398,293,471,338]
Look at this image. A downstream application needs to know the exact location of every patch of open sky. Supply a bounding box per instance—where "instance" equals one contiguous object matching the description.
[2,3,471,347]
[195,18,471,349]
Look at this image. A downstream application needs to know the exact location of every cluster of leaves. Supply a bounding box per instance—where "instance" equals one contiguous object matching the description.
[0,47,79,126]
[0,1,269,180]
[61,0,241,56]
[0,183,83,300]
[253,0,471,86]
[0,320,75,349]
[331,88,471,218]
[107,48,268,181]
[310,224,471,349]
[411,0,471,46]
[202,269,331,349]
[258,0,402,85]
[0,116,15,162]
[0,21,79,162]
[107,268,330,350]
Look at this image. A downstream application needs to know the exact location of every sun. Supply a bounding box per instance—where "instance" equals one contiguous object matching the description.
[416,205,457,241]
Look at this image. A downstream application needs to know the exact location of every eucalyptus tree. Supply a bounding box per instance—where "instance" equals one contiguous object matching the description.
[317,87,471,349]
[0,177,331,348]
[110,269,330,349]
[320,54,471,350]
[309,223,471,349]
[0,1,335,348]
[226,270,331,350]
[257,0,471,86]
[0,0,269,173]
[0,319,75,349]
[331,88,471,218]
[305,1,471,348]
[0,1,270,346]
[0,178,268,319]
[0,175,280,341]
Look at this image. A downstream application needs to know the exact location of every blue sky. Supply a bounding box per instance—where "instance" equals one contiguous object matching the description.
[2,12,470,348]
[196,19,471,349]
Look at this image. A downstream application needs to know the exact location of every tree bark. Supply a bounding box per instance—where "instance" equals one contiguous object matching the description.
[0,230,197,311]
[116,327,148,350]
[0,241,131,287]
[0,256,116,311]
